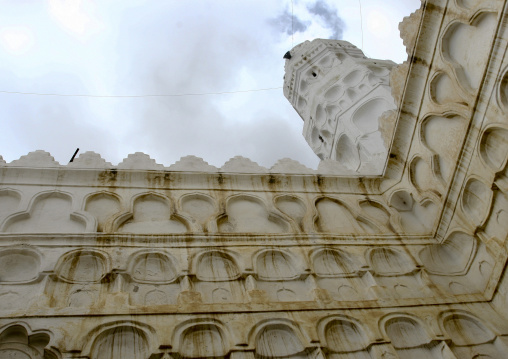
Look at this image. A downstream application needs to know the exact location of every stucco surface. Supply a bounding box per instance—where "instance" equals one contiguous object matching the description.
[1,0,508,358]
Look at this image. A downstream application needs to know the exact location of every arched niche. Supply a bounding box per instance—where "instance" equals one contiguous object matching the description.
[479,126,508,171]
[0,324,30,344]
[324,319,369,353]
[0,249,40,283]
[274,195,307,225]
[256,250,298,281]
[384,316,431,349]
[389,190,413,212]
[0,324,50,359]
[420,114,467,181]
[359,200,392,229]
[85,192,122,232]
[119,193,187,234]
[369,248,414,276]
[443,313,495,346]
[196,251,240,281]
[55,250,109,283]
[180,193,216,225]
[352,97,393,135]
[315,197,361,234]
[500,68,508,110]
[179,324,228,358]
[343,69,364,87]
[310,127,326,157]
[4,192,86,233]
[389,190,438,234]
[324,84,343,102]
[312,249,358,277]
[409,156,438,194]
[334,135,361,172]
[441,12,497,90]
[419,232,476,275]
[130,252,177,283]
[461,178,493,227]
[429,71,468,106]
[218,195,289,234]
[91,326,149,359]
[255,324,306,358]
[132,193,171,220]
[314,104,326,127]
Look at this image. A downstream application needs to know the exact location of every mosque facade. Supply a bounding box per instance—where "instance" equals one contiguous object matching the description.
[1,0,508,358]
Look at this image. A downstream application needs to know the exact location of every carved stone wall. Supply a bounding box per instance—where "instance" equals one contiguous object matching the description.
[1,0,508,358]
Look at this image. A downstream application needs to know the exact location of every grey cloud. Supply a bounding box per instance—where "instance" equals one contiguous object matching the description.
[268,10,310,36]
[308,0,345,39]
[0,1,321,169]
[0,70,118,164]
[111,2,319,168]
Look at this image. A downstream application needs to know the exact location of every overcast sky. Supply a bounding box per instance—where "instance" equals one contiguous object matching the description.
[0,0,420,169]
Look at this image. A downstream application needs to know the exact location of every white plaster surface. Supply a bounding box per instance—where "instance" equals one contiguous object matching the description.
[283,39,397,175]
[1,1,508,358]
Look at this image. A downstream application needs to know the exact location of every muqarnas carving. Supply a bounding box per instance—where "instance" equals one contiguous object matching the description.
[283,39,396,174]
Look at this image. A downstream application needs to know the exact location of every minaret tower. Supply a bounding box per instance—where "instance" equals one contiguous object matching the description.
[283,39,397,174]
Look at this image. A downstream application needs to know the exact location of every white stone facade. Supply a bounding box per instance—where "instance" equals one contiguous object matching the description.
[283,39,396,175]
[1,0,508,358]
